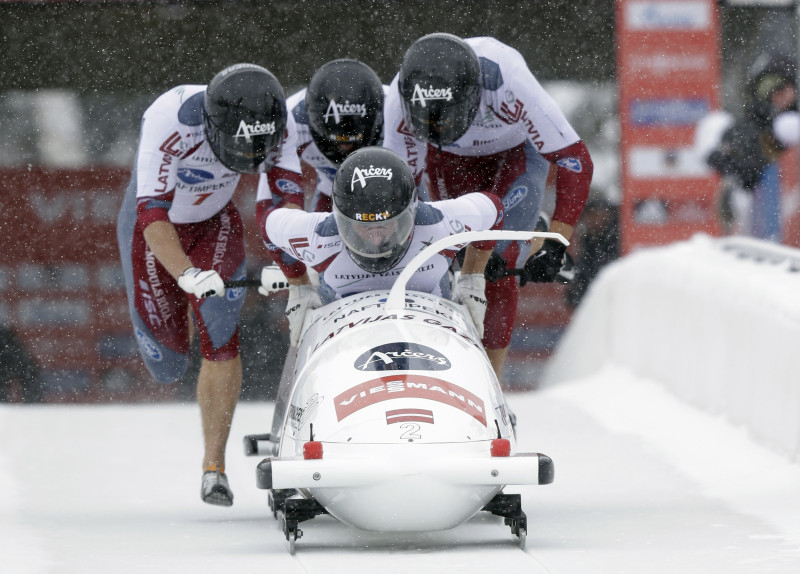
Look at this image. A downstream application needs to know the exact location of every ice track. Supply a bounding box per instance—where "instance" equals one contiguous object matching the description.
[2,367,799,573]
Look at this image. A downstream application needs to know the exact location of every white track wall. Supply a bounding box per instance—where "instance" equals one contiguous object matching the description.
[544,235,800,462]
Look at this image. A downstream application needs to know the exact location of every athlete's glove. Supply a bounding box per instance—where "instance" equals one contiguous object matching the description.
[452,273,487,338]
[285,284,322,347]
[483,252,508,283]
[520,239,567,286]
[177,267,225,299]
[257,265,289,296]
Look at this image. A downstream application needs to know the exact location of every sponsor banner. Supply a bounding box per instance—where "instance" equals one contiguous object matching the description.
[354,342,451,371]
[0,168,129,264]
[625,0,712,31]
[0,167,274,401]
[617,0,720,253]
[16,299,92,326]
[623,50,712,76]
[627,146,712,179]
[334,374,487,426]
[630,98,710,127]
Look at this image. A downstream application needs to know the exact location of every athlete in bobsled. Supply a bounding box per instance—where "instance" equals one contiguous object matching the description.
[248,147,556,550]
[261,145,502,347]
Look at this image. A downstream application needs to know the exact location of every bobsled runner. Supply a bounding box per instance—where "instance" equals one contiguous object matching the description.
[244,230,561,552]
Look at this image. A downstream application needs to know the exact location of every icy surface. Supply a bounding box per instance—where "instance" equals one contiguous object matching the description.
[1,371,799,573]
[3,236,800,571]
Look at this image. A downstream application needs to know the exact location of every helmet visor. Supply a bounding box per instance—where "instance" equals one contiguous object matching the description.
[401,86,479,145]
[311,127,366,166]
[334,201,416,273]
[206,117,283,174]
[309,103,383,165]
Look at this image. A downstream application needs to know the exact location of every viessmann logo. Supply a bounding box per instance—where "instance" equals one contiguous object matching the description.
[334,374,486,425]
[355,342,451,371]
[324,99,367,124]
[234,120,276,142]
[411,84,453,107]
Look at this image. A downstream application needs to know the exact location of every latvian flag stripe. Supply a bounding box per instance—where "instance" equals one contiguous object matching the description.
[386,408,434,425]
[289,237,310,258]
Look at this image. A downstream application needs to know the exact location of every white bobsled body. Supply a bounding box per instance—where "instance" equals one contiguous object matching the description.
[279,289,515,531]
[250,231,559,539]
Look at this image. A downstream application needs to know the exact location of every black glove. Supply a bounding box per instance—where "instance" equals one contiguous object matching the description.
[483,252,508,283]
[520,239,567,286]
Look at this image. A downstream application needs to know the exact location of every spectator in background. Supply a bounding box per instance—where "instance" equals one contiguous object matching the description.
[0,326,43,403]
[117,63,304,508]
[702,52,799,242]
[565,196,619,309]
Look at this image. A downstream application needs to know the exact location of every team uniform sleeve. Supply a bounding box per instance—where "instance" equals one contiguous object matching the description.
[464,192,503,250]
[263,208,325,279]
[133,106,181,228]
[438,192,504,251]
[255,118,307,240]
[382,75,427,186]
[541,140,593,227]
[501,48,593,227]
[498,46,580,154]
[255,121,308,274]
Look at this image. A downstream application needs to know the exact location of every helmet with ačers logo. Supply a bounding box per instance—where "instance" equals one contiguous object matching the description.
[203,63,287,174]
[332,147,417,273]
[398,33,481,146]
[306,59,385,166]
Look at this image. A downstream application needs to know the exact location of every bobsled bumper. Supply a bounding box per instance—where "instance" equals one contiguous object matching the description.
[256,452,554,490]
[256,453,552,532]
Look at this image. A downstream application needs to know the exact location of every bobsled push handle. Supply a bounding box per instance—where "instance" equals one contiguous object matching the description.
[223,266,290,292]
[223,279,262,289]
[385,230,568,312]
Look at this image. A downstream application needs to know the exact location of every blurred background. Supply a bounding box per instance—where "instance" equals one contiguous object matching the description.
[0,0,797,403]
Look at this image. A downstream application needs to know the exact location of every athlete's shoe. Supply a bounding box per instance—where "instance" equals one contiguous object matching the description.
[201,467,234,507]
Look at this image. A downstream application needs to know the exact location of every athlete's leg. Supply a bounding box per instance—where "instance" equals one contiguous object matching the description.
[197,355,242,471]
[484,143,549,383]
[486,347,510,381]
[483,271,518,382]
[185,204,247,503]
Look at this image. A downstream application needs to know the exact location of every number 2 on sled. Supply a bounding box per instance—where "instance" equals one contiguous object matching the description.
[400,423,422,441]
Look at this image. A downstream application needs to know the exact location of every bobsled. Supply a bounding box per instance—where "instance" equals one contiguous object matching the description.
[244,230,562,551]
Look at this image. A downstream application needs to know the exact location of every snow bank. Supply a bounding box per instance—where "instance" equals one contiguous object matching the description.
[544,234,800,462]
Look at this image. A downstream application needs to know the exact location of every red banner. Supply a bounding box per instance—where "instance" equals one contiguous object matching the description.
[0,168,267,402]
[616,0,722,253]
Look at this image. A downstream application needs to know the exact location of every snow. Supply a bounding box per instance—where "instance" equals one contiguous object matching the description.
[2,235,800,572]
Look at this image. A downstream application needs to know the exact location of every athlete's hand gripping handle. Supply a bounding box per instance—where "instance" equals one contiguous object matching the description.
[177,267,225,299]
[452,273,488,338]
[257,265,290,296]
[285,284,322,347]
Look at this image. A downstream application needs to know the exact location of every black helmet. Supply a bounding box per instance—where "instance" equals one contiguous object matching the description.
[306,59,385,165]
[332,147,417,273]
[398,33,481,146]
[203,63,287,174]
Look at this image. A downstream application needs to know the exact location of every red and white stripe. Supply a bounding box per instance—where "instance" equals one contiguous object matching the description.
[385,408,434,425]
